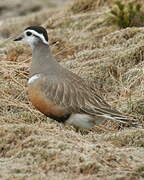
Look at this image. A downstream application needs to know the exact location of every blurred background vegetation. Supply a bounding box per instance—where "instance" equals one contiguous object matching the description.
[0,0,144,180]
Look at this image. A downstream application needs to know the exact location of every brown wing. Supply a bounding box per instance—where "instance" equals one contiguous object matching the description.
[41,77,85,114]
[40,74,124,119]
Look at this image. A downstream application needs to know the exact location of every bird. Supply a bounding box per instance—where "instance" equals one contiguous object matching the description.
[14,26,138,129]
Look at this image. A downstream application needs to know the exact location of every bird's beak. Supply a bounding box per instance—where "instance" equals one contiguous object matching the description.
[14,34,24,41]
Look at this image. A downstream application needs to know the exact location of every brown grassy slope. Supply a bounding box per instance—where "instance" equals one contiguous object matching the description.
[0,1,144,180]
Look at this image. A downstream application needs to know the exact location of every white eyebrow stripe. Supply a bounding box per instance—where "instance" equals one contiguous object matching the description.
[25,29,48,45]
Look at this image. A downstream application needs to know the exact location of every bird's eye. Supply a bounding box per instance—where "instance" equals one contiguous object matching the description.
[26,31,32,36]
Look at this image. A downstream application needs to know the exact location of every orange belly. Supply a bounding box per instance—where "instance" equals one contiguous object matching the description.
[28,85,66,118]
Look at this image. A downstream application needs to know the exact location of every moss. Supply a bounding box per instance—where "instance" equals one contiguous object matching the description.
[109,1,144,28]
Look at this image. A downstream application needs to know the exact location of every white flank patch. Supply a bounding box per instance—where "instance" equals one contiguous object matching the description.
[25,29,48,45]
[28,74,41,84]
[67,114,94,128]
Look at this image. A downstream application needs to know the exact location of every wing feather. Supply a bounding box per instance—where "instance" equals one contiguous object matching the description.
[41,76,130,122]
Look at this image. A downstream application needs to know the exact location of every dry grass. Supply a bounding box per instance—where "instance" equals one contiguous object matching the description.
[68,0,120,13]
[0,0,144,179]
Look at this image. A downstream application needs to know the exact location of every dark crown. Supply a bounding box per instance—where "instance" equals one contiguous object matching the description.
[25,26,48,42]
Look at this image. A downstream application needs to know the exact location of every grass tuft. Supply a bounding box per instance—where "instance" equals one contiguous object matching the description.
[109,0,144,28]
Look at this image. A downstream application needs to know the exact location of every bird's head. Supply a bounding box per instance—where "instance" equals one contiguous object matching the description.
[14,26,48,48]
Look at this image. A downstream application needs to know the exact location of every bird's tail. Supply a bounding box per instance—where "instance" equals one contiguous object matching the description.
[100,113,142,128]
